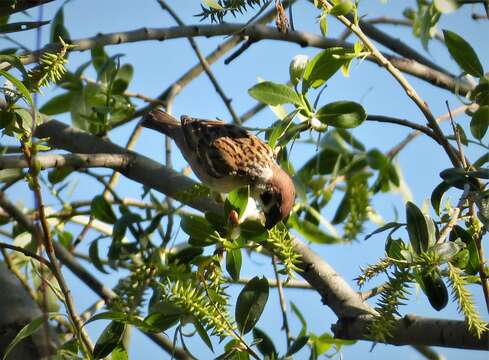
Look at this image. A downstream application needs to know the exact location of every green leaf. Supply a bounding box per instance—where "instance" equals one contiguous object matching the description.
[93,321,126,359]
[0,20,49,34]
[451,225,480,275]
[85,311,129,325]
[2,316,44,360]
[268,109,299,149]
[420,272,448,311]
[253,328,277,359]
[47,166,73,184]
[89,239,109,274]
[406,201,430,253]
[225,186,249,219]
[385,238,405,260]
[470,105,489,140]
[111,345,128,360]
[286,335,309,356]
[226,248,242,281]
[302,48,347,92]
[91,195,117,224]
[50,6,70,42]
[0,69,33,107]
[331,191,350,224]
[289,214,342,244]
[316,101,366,129]
[248,81,302,106]
[193,317,214,351]
[432,242,461,262]
[365,222,402,240]
[443,30,484,77]
[91,46,109,76]
[330,1,353,16]
[112,64,133,94]
[39,92,75,115]
[473,152,489,168]
[291,301,307,337]
[180,214,218,246]
[143,312,179,333]
[235,276,269,334]
[431,180,451,215]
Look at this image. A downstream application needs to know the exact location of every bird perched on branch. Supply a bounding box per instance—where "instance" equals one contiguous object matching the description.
[141,109,295,229]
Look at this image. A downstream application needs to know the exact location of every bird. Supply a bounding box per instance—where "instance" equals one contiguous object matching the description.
[141,109,295,229]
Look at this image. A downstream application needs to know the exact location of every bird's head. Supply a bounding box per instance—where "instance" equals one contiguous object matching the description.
[259,165,295,229]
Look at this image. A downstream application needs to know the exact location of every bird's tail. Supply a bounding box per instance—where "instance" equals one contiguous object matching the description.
[141,109,180,137]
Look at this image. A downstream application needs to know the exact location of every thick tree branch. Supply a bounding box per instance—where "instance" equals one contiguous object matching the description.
[0,0,54,17]
[4,24,471,97]
[0,189,192,360]
[333,314,489,350]
[30,119,488,350]
[34,120,222,215]
[0,153,134,171]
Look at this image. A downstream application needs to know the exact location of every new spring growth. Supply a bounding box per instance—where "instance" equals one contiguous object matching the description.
[289,54,309,87]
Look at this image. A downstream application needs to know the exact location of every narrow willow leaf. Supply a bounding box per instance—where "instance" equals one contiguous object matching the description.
[291,301,307,337]
[225,186,249,219]
[226,248,242,281]
[2,316,44,360]
[39,92,75,115]
[289,214,342,244]
[443,30,484,77]
[431,180,451,216]
[331,191,350,224]
[302,48,347,92]
[406,201,430,253]
[330,1,353,16]
[0,69,33,106]
[316,101,366,129]
[193,317,214,351]
[235,276,269,334]
[47,166,73,184]
[85,311,129,325]
[286,335,310,356]
[143,313,179,333]
[248,81,302,106]
[50,6,70,42]
[113,64,133,94]
[180,214,218,246]
[93,321,126,359]
[91,195,117,224]
[420,272,449,311]
[89,239,109,274]
[365,222,402,240]
[253,327,278,359]
[470,106,489,140]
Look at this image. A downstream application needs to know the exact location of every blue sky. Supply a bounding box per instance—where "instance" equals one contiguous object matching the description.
[4,0,489,359]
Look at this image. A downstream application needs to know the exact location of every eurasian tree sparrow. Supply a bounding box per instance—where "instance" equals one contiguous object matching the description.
[141,109,295,229]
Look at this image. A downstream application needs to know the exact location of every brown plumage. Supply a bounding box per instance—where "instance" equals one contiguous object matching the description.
[141,109,295,228]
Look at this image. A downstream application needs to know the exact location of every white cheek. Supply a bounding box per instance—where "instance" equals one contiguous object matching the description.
[239,197,264,223]
[261,167,273,181]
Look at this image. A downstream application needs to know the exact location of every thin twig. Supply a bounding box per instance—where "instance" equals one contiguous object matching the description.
[157,0,241,124]
[386,104,471,158]
[0,241,53,270]
[20,143,94,356]
[272,256,292,349]
[446,101,467,169]
[437,184,471,244]
[366,115,438,142]
[318,0,462,168]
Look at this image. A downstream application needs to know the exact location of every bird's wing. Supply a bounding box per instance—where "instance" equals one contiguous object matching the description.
[180,116,274,180]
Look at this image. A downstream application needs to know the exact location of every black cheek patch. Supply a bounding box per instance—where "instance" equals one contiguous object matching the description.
[265,204,282,229]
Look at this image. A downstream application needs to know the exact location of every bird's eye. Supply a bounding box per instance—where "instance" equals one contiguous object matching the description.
[260,192,273,206]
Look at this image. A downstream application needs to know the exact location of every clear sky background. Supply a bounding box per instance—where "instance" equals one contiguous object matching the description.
[4,0,489,359]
